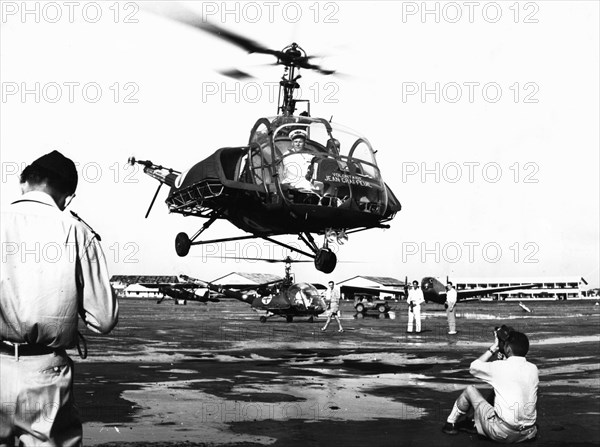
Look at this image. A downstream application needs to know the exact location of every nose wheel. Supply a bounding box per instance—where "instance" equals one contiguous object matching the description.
[314,248,337,273]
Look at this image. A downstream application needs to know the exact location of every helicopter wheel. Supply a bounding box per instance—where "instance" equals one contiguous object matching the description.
[286,315,294,323]
[308,316,314,323]
[175,232,191,257]
[259,316,267,323]
[314,248,337,273]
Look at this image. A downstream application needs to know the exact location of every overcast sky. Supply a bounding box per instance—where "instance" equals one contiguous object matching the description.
[1,1,598,287]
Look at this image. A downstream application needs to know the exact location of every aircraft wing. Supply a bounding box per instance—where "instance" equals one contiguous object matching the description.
[456,283,538,300]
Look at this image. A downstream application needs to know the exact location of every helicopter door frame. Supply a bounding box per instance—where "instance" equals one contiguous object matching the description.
[248,118,276,193]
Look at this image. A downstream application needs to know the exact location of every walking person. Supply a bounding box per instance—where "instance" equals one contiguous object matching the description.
[321,281,344,332]
[1,150,119,446]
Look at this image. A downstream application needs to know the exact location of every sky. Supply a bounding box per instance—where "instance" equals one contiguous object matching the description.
[1,1,599,287]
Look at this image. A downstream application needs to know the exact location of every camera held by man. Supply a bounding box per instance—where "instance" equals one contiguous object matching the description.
[442,324,539,443]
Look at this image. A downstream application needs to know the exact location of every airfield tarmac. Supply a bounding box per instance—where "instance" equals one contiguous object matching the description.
[74,298,600,447]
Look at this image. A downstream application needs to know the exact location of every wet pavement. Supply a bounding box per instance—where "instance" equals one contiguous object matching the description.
[74,299,600,446]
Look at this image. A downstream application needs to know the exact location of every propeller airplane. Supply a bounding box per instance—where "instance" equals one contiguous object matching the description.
[417,277,538,305]
[128,12,400,273]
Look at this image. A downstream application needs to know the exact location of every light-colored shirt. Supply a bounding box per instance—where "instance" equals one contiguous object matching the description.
[280,152,316,191]
[446,288,457,310]
[1,191,118,349]
[407,288,425,307]
[470,356,538,428]
[325,287,340,312]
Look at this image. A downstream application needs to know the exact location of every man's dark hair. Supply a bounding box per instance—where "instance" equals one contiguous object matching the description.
[507,331,530,356]
[20,164,75,195]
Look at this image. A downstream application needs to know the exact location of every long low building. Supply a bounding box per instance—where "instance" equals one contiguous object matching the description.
[452,276,589,300]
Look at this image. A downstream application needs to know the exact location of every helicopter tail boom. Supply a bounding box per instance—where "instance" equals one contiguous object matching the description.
[128,156,181,188]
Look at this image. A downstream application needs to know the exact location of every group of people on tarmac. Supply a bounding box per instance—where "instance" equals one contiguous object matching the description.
[406,279,457,335]
[326,278,539,443]
[1,150,537,445]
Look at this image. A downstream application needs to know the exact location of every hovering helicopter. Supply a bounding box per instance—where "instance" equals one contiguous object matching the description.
[180,257,328,323]
[128,16,401,274]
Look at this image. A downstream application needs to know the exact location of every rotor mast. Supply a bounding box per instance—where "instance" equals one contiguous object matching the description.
[278,43,304,116]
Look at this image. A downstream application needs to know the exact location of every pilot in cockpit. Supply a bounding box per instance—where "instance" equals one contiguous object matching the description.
[290,129,307,152]
[280,129,320,193]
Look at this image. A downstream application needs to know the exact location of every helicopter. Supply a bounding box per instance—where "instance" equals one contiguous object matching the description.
[138,280,221,305]
[179,257,328,323]
[128,15,401,274]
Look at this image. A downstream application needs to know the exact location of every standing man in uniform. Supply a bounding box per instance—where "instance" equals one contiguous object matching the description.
[1,150,119,446]
[407,280,425,333]
[446,281,457,335]
[321,281,344,333]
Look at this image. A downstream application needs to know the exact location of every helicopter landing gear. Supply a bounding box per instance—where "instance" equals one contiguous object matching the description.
[314,248,337,273]
[286,315,294,323]
[175,232,191,257]
[259,316,267,323]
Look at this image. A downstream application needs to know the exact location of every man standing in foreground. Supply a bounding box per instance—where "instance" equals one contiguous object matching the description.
[1,151,119,446]
[442,329,538,443]
[321,281,343,332]
[445,281,457,335]
[407,280,425,333]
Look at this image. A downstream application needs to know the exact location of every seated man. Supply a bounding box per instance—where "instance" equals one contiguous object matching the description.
[280,129,319,193]
[442,328,538,443]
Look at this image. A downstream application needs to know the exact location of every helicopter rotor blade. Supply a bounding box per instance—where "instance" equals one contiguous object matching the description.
[218,68,254,80]
[198,254,313,263]
[155,4,280,57]
[148,4,336,75]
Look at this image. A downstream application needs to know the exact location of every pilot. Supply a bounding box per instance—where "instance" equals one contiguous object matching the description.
[281,129,319,193]
[290,129,307,151]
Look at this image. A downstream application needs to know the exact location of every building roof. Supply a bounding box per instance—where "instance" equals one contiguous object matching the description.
[339,276,405,287]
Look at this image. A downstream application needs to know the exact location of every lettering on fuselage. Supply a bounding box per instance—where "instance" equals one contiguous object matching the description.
[323,172,373,187]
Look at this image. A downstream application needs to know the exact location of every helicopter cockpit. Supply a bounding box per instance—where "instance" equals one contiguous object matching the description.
[287,282,326,310]
[246,115,388,215]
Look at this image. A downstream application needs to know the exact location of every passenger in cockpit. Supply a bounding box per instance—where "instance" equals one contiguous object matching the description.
[326,138,340,156]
